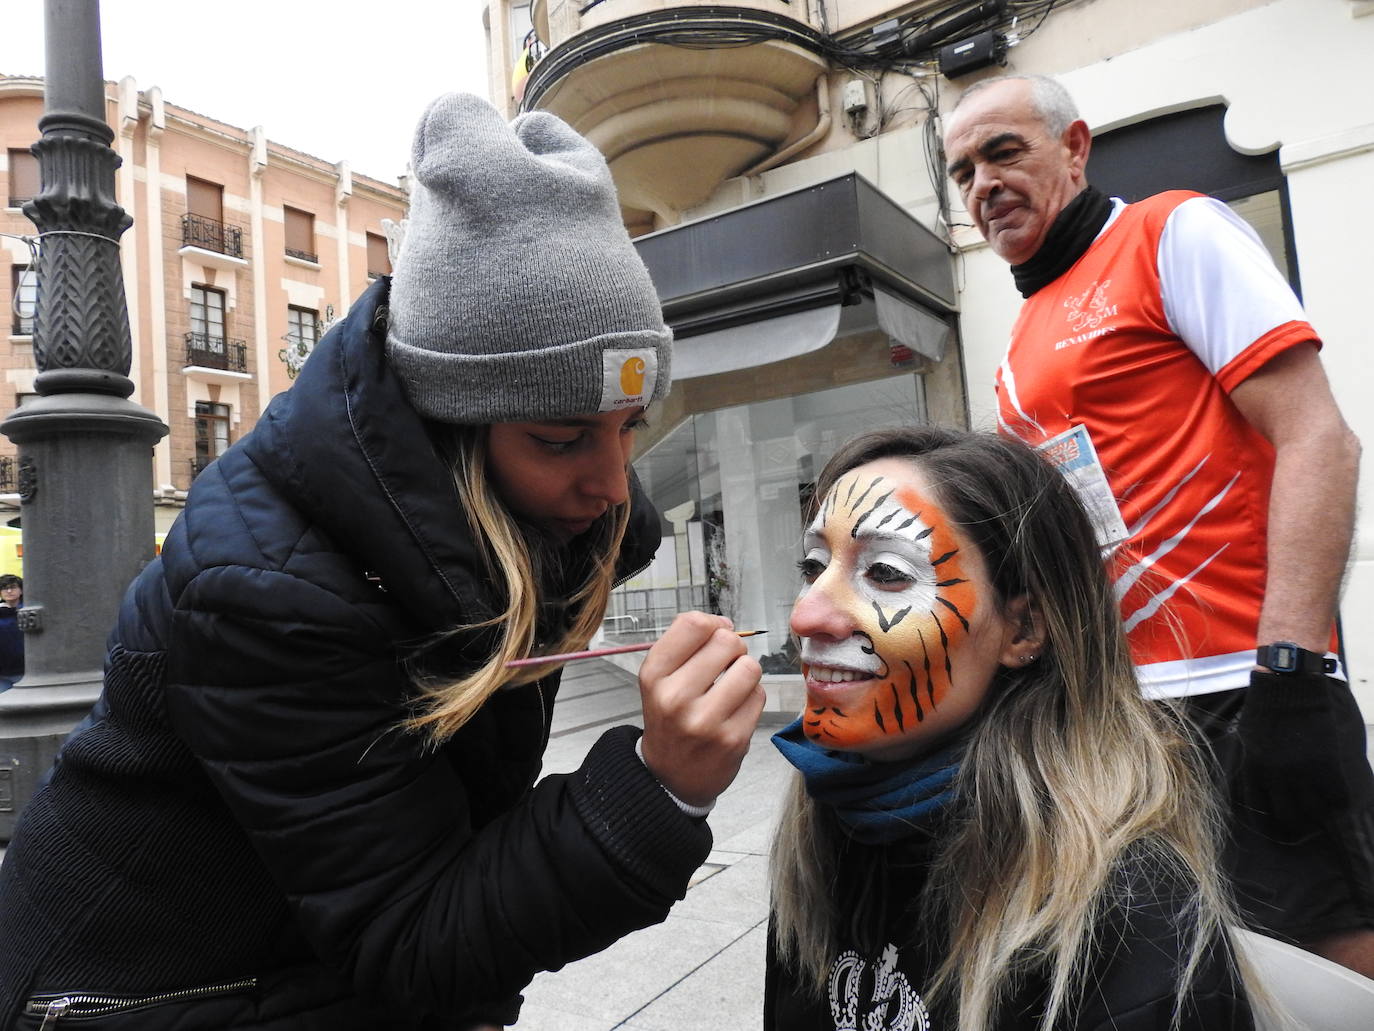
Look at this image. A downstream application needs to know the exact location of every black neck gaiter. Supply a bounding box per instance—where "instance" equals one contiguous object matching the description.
[1010,186,1113,298]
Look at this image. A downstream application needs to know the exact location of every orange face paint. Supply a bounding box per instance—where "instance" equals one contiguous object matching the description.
[790,458,1006,761]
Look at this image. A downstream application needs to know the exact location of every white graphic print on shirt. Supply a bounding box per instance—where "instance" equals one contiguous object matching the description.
[828,944,930,1031]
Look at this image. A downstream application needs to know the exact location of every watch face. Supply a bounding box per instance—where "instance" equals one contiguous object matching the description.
[1272,644,1298,671]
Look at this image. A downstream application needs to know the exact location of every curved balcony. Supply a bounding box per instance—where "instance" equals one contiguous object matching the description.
[523,2,829,232]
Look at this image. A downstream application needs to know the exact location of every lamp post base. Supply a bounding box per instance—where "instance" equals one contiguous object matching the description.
[0,668,101,842]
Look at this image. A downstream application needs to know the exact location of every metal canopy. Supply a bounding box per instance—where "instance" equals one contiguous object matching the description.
[633,173,957,342]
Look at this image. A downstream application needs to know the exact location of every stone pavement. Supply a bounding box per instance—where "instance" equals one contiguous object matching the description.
[511,657,790,1031]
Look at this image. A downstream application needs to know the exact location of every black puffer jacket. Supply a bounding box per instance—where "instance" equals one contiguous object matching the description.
[0,278,709,1029]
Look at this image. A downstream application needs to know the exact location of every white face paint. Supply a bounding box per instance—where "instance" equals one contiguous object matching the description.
[790,457,1015,760]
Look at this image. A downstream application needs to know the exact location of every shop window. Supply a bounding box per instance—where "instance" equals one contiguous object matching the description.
[10,265,36,336]
[7,149,38,207]
[366,232,391,279]
[193,400,231,478]
[284,206,317,263]
[612,374,928,672]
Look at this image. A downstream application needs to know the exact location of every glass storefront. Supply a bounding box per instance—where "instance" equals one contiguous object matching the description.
[613,372,928,672]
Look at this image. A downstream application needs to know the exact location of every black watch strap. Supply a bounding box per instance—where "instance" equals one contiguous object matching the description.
[1255,641,1338,676]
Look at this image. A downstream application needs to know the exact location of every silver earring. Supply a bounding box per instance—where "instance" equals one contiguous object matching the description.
[1021,654,1037,665]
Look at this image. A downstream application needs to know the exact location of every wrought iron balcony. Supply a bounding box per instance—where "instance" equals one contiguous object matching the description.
[0,456,13,492]
[286,247,318,264]
[181,212,243,258]
[184,332,248,373]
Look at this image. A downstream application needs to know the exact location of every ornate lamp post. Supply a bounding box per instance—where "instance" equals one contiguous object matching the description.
[0,0,168,839]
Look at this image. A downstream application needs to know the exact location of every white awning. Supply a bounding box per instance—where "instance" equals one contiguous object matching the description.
[671,303,842,381]
[875,285,951,362]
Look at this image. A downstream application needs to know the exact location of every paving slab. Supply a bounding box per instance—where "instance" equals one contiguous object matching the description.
[513,910,751,1028]
[621,922,769,1031]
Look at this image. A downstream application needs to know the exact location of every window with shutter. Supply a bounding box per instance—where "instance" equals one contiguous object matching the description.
[284,207,317,263]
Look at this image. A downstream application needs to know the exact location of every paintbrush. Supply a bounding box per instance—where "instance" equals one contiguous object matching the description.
[505,629,768,668]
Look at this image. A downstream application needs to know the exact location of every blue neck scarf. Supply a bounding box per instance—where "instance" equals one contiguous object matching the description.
[771,718,965,844]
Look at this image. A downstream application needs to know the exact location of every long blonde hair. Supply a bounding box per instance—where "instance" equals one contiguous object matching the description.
[770,427,1243,1031]
[405,424,629,742]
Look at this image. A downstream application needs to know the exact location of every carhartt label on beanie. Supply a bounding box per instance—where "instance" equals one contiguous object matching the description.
[386,93,672,425]
[599,349,658,412]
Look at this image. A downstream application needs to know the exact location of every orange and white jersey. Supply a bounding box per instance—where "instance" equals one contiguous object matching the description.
[996,190,1331,698]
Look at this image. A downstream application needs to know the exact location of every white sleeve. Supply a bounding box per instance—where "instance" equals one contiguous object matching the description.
[1157,196,1310,377]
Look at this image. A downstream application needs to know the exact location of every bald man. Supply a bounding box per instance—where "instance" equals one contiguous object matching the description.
[943,73,1374,975]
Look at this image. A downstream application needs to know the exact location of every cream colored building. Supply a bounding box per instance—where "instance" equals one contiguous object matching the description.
[0,75,407,535]
[487,0,1374,714]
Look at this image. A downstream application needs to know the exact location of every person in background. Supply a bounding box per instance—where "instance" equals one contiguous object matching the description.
[0,573,22,691]
[941,73,1373,975]
[0,94,764,1030]
[766,427,1254,1030]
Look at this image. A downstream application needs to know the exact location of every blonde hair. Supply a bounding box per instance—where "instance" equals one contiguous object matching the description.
[404,424,629,742]
[769,427,1246,1031]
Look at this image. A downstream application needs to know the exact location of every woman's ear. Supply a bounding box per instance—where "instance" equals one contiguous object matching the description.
[999,593,1046,668]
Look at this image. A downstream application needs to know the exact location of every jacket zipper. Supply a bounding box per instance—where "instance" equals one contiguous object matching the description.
[27,977,257,1026]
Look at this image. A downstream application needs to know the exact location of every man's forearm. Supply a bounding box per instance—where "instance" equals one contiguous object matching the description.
[1255,419,1360,654]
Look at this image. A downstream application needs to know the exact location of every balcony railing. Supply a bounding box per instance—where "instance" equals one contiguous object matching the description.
[285,247,318,264]
[181,212,243,259]
[0,456,13,492]
[184,332,248,373]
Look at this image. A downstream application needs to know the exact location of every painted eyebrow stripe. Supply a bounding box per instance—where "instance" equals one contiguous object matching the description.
[930,548,958,567]
[852,489,896,537]
[848,476,884,515]
[936,596,970,632]
[935,578,968,588]
[874,507,899,530]
[894,514,920,532]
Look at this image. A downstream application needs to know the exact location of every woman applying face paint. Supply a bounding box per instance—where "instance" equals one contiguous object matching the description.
[766,427,1255,1031]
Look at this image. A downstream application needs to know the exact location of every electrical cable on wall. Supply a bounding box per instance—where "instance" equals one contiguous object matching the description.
[519,0,1081,239]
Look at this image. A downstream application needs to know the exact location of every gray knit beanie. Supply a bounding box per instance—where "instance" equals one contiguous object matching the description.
[386,93,672,423]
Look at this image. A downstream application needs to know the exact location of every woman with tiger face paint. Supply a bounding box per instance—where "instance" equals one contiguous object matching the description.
[792,456,1018,760]
[766,427,1257,1031]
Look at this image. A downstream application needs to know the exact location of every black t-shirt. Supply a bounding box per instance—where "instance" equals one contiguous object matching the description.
[764,841,1254,1031]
